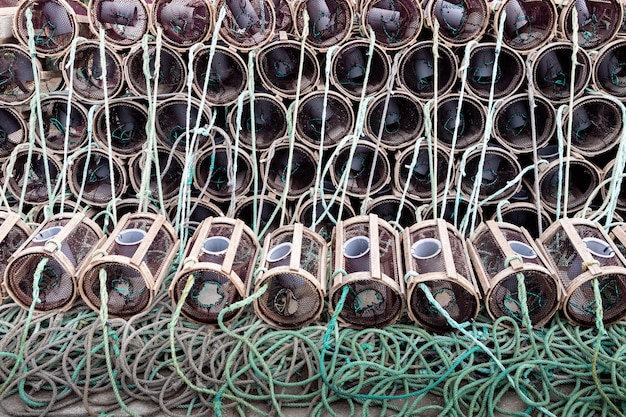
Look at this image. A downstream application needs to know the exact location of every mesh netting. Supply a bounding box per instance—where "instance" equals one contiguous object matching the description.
[436,94,486,151]
[594,40,626,98]
[125,44,186,96]
[332,142,390,197]
[218,0,276,50]
[565,97,622,157]
[410,280,478,331]
[228,95,287,150]
[155,99,209,151]
[192,47,247,106]
[7,149,61,204]
[366,197,416,229]
[194,146,253,201]
[274,0,293,32]
[39,97,88,154]
[472,228,505,278]
[130,148,184,202]
[362,0,422,49]
[332,279,402,328]
[152,0,212,49]
[460,149,520,202]
[0,223,29,283]
[397,41,457,100]
[531,44,591,103]
[64,221,102,267]
[295,91,354,148]
[395,146,449,201]
[172,198,223,237]
[602,161,626,212]
[0,45,36,105]
[257,39,319,98]
[493,94,555,153]
[429,0,488,46]
[539,159,599,214]
[295,0,352,50]
[497,203,551,239]
[90,0,149,48]
[65,42,124,102]
[94,100,148,157]
[14,0,76,56]
[0,107,27,158]
[264,145,317,199]
[365,93,424,149]
[566,273,626,326]
[496,0,556,53]
[236,197,287,235]
[69,149,126,207]
[423,198,484,230]
[331,41,389,100]
[561,0,622,50]
[297,197,354,242]
[466,44,525,101]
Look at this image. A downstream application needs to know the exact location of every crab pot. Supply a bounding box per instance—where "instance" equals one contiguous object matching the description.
[79,213,178,317]
[435,94,486,153]
[155,97,211,152]
[4,148,61,205]
[129,146,184,203]
[559,0,623,51]
[68,148,127,208]
[254,223,327,328]
[465,43,525,102]
[293,0,353,51]
[0,107,27,159]
[261,141,317,200]
[561,96,623,158]
[38,96,88,155]
[365,91,424,150]
[88,198,159,231]
[151,0,213,50]
[594,40,626,99]
[194,145,253,202]
[403,219,480,331]
[13,0,78,56]
[468,220,561,328]
[273,0,293,32]
[296,194,355,242]
[492,93,555,154]
[5,213,103,312]
[256,35,319,99]
[88,0,149,48]
[124,43,186,97]
[94,99,148,158]
[459,147,522,204]
[393,144,449,202]
[492,0,557,53]
[0,211,31,303]
[491,202,552,239]
[330,139,391,198]
[331,40,391,101]
[29,197,82,225]
[217,0,275,51]
[422,196,484,233]
[365,195,417,229]
[235,195,290,236]
[170,217,258,324]
[528,42,592,104]
[192,45,248,106]
[426,0,489,47]
[168,197,224,237]
[330,214,404,328]
[540,218,626,326]
[0,44,37,106]
[295,90,355,149]
[360,0,422,50]
[62,40,125,103]
[397,41,458,101]
[601,159,626,213]
[227,93,288,151]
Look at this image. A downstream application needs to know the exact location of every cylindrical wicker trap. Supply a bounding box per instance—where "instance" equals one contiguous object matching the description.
[492,0,557,54]
[293,0,353,51]
[0,211,31,304]
[88,0,149,48]
[393,144,449,202]
[465,43,526,102]
[559,0,623,51]
[0,107,27,159]
[155,97,211,152]
[330,139,391,198]
[261,141,317,200]
[0,44,36,105]
[426,0,489,47]
[94,99,149,158]
[217,0,276,51]
[295,90,355,149]
[39,96,88,155]
[151,0,213,50]
[296,194,355,242]
[360,0,422,50]
[435,94,486,152]
[125,43,187,97]
[594,40,626,99]
[192,45,248,106]
[68,148,128,208]
[4,148,61,205]
[227,93,288,151]
[365,91,424,150]
[194,145,253,202]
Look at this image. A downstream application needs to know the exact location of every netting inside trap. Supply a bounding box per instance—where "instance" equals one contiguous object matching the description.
[82,263,150,316]
[423,198,483,229]
[296,0,352,50]
[366,94,423,149]
[0,45,35,105]
[265,146,316,198]
[398,42,457,100]
[40,98,87,153]
[461,150,520,201]
[595,41,626,98]
[539,160,599,214]
[195,147,253,200]
[494,95,554,152]
[467,44,525,101]
[332,42,389,99]
[367,198,416,229]
[257,41,318,97]
[8,151,61,204]
[274,0,293,32]
[561,0,622,50]
[565,98,622,156]
[499,205,550,239]
[69,150,126,207]
[566,273,626,326]
[0,108,26,158]
[236,197,285,235]
[90,0,149,47]
[67,43,123,102]
[532,45,591,103]
[156,100,209,151]
[410,280,478,330]
[497,0,556,52]
[430,0,488,45]
[363,0,422,48]
[298,198,354,242]
[192,47,247,106]
[396,146,448,201]
[14,0,76,56]
[436,95,486,151]
[95,101,148,156]
[152,0,212,48]
[0,225,29,281]
[131,149,184,202]
[333,144,390,197]
[230,96,287,150]
[126,45,186,96]
[219,0,276,50]
[296,92,354,148]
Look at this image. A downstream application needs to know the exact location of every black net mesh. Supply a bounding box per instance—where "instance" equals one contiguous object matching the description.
[332,42,389,99]
[68,43,123,102]
[0,107,26,158]
[15,0,76,56]
[367,198,416,229]
[195,146,253,201]
[296,0,351,50]
[0,45,36,105]
[498,0,556,52]
[430,0,487,45]
[95,101,148,157]
[499,205,551,239]
[236,197,285,235]
[333,143,390,197]
[603,162,626,212]
[461,149,519,201]
[91,0,149,47]
[566,274,626,326]
[298,198,354,242]
[532,45,591,103]
[257,40,319,98]
[156,99,209,151]
[494,94,555,152]
[69,150,126,207]
[82,263,150,316]
[562,0,622,50]
[219,0,276,50]
[467,44,525,101]
[40,97,87,153]
[436,95,486,151]
[192,47,247,106]
[126,44,186,96]
[472,228,505,279]
[567,98,622,156]
[363,0,422,48]
[230,96,287,150]
[410,280,478,331]
[8,150,61,204]
[274,0,293,32]
[153,0,212,49]
[265,146,316,198]
[423,198,483,230]
[542,227,578,288]
[398,41,457,100]
[172,198,223,238]
[296,92,354,148]
[595,41,626,98]
[0,223,29,282]
[131,149,184,202]
[366,93,423,149]
[539,160,599,214]
[396,146,449,201]
[64,221,101,267]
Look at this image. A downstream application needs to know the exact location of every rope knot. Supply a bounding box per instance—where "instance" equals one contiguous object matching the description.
[504,254,523,269]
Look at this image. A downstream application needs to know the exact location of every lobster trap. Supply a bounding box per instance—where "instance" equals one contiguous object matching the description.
[594,40,626,99]
[296,194,355,242]
[4,147,61,205]
[93,99,149,158]
[491,0,557,54]
[295,90,355,149]
[403,219,480,331]
[330,214,404,328]
[468,220,561,328]
[124,43,187,97]
[540,218,626,326]
[78,213,178,317]
[39,95,89,155]
[227,93,288,151]
[192,45,248,106]
[0,44,36,105]
[261,140,317,200]
[170,217,259,324]
[217,0,276,51]
[150,0,213,50]
[293,0,353,51]
[87,0,149,48]
[0,107,27,159]
[5,213,103,312]
[360,0,423,50]
[254,223,327,329]
[559,0,623,51]
[364,91,424,150]
[393,144,450,202]
[0,211,31,303]
[465,43,526,102]
[68,148,128,207]
[425,0,489,47]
